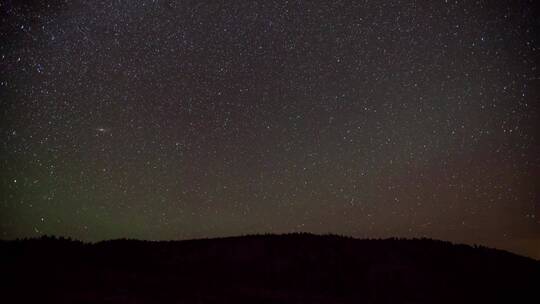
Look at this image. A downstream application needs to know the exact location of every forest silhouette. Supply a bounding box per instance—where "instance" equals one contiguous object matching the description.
[1,233,539,303]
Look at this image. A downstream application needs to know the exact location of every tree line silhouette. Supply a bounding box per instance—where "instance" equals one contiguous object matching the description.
[1,233,539,303]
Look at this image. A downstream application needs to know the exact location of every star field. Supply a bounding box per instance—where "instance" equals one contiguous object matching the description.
[1,1,539,258]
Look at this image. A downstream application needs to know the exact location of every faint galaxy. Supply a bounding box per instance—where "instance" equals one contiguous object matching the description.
[1,1,539,258]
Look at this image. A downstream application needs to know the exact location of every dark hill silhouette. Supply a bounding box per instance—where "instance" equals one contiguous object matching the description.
[1,233,539,303]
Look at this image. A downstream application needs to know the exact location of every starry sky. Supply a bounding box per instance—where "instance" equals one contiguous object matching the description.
[1,1,539,259]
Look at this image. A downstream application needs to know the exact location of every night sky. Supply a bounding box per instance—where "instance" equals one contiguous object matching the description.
[1,1,539,259]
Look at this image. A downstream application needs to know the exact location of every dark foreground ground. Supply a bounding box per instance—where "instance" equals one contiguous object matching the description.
[1,233,539,303]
